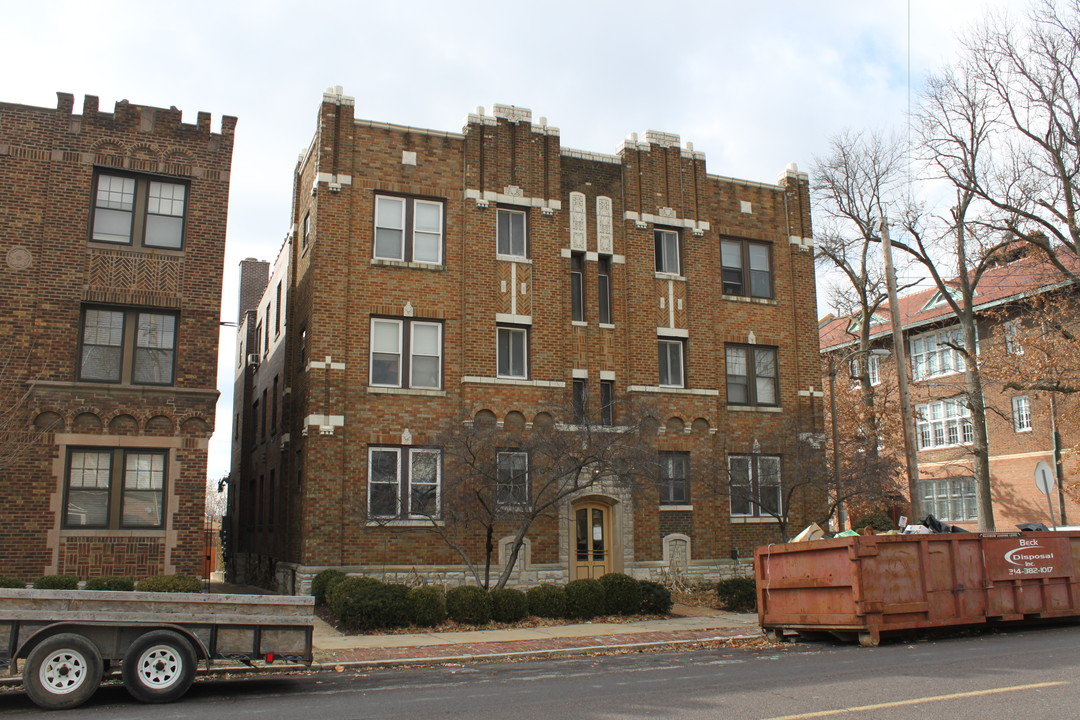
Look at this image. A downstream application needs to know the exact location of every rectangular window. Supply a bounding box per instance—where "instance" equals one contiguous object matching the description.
[726,345,778,406]
[263,303,271,355]
[573,379,587,424]
[920,477,977,522]
[91,172,187,249]
[729,454,781,517]
[598,256,612,324]
[271,375,279,433]
[367,447,442,520]
[369,318,443,389]
[497,451,529,508]
[497,326,528,379]
[658,452,690,504]
[302,212,311,249]
[79,307,177,386]
[910,327,968,380]
[916,399,973,450]
[1012,395,1032,432]
[274,281,282,337]
[497,208,527,257]
[658,339,685,388]
[570,253,585,322]
[850,354,881,387]
[1004,320,1024,355]
[64,448,166,529]
[721,239,772,298]
[600,380,615,426]
[654,229,680,274]
[374,195,444,264]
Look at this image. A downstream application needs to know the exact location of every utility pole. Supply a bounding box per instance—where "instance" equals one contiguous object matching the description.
[877,215,922,520]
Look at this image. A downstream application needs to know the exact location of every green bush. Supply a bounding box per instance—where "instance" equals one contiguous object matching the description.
[639,581,673,615]
[137,574,202,593]
[446,585,492,625]
[84,576,134,592]
[0,577,26,589]
[407,586,447,627]
[565,578,605,620]
[526,584,567,619]
[334,581,410,632]
[599,573,642,616]
[326,576,381,619]
[851,511,897,533]
[311,569,347,605]
[33,574,80,590]
[716,577,757,612]
[489,588,528,623]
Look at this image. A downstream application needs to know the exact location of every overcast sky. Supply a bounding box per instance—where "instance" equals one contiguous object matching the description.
[4,0,1022,481]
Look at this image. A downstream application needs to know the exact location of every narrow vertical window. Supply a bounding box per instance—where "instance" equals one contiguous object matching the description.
[570,253,585,322]
[654,230,680,274]
[1012,395,1032,432]
[370,319,402,386]
[658,339,685,388]
[572,379,587,424]
[597,256,612,325]
[274,281,282,337]
[497,326,528,378]
[497,209,527,257]
[600,380,615,426]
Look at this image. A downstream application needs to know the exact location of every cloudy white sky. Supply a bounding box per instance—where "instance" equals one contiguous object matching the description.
[4,0,1022,481]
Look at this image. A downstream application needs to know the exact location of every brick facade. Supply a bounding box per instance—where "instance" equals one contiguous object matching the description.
[229,90,824,592]
[0,93,235,582]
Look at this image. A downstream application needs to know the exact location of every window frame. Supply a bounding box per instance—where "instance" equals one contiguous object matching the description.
[654,229,681,275]
[497,325,529,379]
[658,452,690,505]
[915,398,973,450]
[497,208,528,258]
[570,252,585,322]
[367,446,443,520]
[721,239,773,298]
[919,477,977,522]
[725,344,779,407]
[77,306,179,386]
[910,327,969,381]
[496,451,530,509]
[1012,395,1032,432]
[658,339,685,388]
[850,353,881,388]
[369,317,443,389]
[600,380,615,426]
[597,255,612,324]
[90,171,189,250]
[728,454,782,518]
[572,379,587,424]
[373,194,445,265]
[63,447,168,530]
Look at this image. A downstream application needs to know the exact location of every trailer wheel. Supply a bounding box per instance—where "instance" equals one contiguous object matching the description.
[23,633,104,710]
[122,630,197,704]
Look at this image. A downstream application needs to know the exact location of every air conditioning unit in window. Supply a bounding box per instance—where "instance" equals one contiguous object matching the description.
[247,353,261,366]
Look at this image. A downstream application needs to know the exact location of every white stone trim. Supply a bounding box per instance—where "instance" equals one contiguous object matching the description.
[304,414,344,435]
[657,327,689,338]
[561,147,621,164]
[599,370,616,380]
[571,368,589,379]
[308,356,345,370]
[465,188,562,211]
[495,313,532,326]
[462,376,565,388]
[726,405,783,413]
[367,387,448,397]
[625,210,710,233]
[628,385,719,396]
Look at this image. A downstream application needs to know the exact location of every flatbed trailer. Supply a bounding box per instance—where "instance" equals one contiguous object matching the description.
[0,588,314,710]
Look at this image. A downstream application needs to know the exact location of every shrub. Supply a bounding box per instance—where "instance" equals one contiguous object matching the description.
[716,577,757,612]
[0,577,26,589]
[639,580,673,615]
[526,584,567,619]
[311,569,347,605]
[326,576,381,619]
[489,588,528,623]
[334,581,410,632]
[33,574,80,590]
[85,576,134,592]
[137,574,203,593]
[564,578,605,620]
[851,511,896,533]
[407,586,447,627]
[446,585,492,625]
[599,573,642,616]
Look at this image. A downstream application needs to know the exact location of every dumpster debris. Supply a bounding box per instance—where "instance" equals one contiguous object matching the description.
[1017,522,1049,532]
[791,523,825,542]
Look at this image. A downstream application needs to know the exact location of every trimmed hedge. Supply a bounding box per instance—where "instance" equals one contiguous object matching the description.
[85,576,134,592]
[408,586,447,627]
[600,573,642,616]
[446,585,492,625]
[326,576,381,619]
[33,574,80,590]
[0,577,26,589]
[311,569,347,605]
[335,581,410,631]
[489,588,528,623]
[639,581,673,615]
[565,578,605,620]
[526,584,567,619]
[137,574,202,593]
[716,577,757,612]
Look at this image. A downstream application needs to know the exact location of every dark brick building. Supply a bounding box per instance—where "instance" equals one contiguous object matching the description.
[229,88,825,592]
[0,92,235,581]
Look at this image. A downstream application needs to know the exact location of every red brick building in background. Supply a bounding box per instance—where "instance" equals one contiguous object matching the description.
[229,88,825,592]
[0,93,235,581]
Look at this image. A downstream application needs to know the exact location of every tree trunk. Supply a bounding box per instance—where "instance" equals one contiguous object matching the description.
[962,316,995,531]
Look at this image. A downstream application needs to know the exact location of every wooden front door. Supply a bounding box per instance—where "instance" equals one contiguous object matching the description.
[573,502,612,579]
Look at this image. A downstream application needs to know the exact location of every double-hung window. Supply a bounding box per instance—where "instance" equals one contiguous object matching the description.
[658,339,685,388]
[729,454,781,517]
[726,345,778,406]
[64,448,167,529]
[496,451,529,508]
[658,452,690,505]
[497,208,527,257]
[368,447,442,519]
[850,354,881,387]
[910,328,968,380]
[721,239,772,298]
[79,307,177,385]
[374,195,444,264]
[920,477,977,522]
[570,253,585,322]
[916,399,973,449]
[654,229,680,275]
[1012,395,1032,432]
[91,172,187,249]
[369,318,442,389]
[497,326,528,379]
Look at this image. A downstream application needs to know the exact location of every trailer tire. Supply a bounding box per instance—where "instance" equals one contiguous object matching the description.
[122,630,197,704]
[23,633,104,710]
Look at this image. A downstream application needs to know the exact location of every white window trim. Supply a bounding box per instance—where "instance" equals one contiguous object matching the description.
[367,446,442,520]
[916,399,973,450]
[910,327,972,381]
[368,446,402,519]
[369,318,443,390]
[410,321,443,390]
[497,208,528,258]
[369,318,403,388]
[658,338,685,388]
[373,195,444,265]
[1012,395,1032,433]
[497,326,529,379]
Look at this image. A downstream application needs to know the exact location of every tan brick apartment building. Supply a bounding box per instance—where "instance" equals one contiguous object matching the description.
[820,253,1080,531]
[0,93,235,581]
[229,88,825,592]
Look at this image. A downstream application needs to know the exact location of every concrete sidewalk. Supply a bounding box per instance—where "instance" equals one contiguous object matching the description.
[311,609,762,668]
